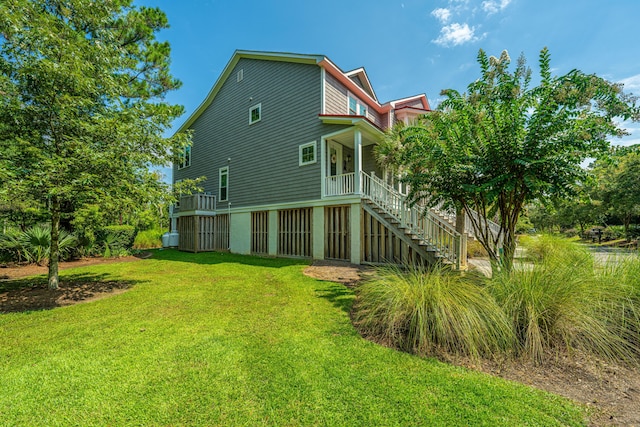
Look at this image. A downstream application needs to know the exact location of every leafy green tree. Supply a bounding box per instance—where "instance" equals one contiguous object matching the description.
[0,0,191,288]
[593,146,640,238]
[378,48,638,271]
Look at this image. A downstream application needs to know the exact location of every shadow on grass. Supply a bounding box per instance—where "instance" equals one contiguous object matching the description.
[0,272,143,314]
[315,284,355,314]
[149,248,311,269]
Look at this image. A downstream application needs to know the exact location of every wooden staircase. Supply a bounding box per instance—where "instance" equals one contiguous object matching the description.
[360,172,464,269]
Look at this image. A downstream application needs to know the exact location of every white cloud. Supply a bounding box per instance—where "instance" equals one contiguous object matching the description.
[482,0,511,14]
[619,74,640,93]
[433,22,479,47]
[431,8,451,23]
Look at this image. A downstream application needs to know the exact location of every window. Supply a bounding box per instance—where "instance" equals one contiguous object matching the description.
[249,103,261,124]
[237,69,244,82]
[348,95,367,117]
[299,141,317,166]
[219,166,228,202]
[178,145,191,169]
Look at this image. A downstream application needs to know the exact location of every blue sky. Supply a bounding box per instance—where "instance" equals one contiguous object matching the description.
[137,0,640,176]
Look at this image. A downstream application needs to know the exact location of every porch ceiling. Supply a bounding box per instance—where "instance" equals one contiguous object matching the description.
[319,115,383,148]
[327,129,378,148]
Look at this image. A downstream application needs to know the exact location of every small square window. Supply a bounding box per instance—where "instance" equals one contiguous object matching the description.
[299,141,317,166]
[249,103,261,124]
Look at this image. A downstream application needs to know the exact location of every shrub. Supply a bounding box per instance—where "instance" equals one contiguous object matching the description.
[488,235,639,363]
[596,255,640,355]
[604,226,625,241]
[353,265,514,360]
[133,228,164,249]
[97,225,135,257]
[0,224,77,265]
[0,228,23,263]
[467,239,489,258]
[518,234,591,268]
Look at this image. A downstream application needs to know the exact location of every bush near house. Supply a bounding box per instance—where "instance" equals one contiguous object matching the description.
[133,228,164,249]
[354,235,640,364]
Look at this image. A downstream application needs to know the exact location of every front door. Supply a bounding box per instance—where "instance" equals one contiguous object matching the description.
[327,140,343,177]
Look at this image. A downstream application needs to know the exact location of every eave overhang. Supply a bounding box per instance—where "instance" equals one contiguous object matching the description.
[318,114,385,139]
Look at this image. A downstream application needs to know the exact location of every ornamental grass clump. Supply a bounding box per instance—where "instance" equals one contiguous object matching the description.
[595,254,640,356]
[133,228,164,249]
[489,235,640,364]
[353,265,514,360]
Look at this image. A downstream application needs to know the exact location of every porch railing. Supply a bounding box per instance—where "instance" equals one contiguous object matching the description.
[325,172,355,196]
[361,172,462,268]
[179,194,217,211]
[431,201,503,249]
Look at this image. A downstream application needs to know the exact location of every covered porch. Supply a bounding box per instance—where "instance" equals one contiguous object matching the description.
[319,116,385,198]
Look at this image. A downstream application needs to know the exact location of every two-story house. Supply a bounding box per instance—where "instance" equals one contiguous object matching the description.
[172,50,467,268]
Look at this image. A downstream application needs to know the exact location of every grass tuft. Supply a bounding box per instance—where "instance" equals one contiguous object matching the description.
[489,234,640,363]
[354,265,514,360]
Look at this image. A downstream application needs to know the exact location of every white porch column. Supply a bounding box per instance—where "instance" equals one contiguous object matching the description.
[354,129,362,194]
[320,137,326,198]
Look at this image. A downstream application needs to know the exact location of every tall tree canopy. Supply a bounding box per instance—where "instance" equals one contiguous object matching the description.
[378,48,639,270]
[592,145,640,237]
[0,0,190,288]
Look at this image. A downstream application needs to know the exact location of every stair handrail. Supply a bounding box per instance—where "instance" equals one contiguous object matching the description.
[430,201,503,249]
[361,172,461,267]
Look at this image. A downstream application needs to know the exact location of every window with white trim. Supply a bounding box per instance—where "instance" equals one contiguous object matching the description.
[299,141,317,166]
[237,69,244,82]
[219,166,229,202]
[348,95,367,117]
[178,145,191,169]
[249,103,261,124]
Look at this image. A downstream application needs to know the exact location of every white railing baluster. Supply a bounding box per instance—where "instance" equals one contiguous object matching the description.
[360,171,461,266]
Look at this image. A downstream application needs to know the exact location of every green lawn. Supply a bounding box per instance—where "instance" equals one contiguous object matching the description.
[0,250,587,426]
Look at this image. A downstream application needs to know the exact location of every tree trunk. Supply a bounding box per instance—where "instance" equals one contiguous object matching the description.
[501,226,517,272]
[48,195,60,290]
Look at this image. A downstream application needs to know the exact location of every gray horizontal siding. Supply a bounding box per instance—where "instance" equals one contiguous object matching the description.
[362,145,382,177]
[324,73,347,116]
[324,73,383,128]
[175,58,347,209]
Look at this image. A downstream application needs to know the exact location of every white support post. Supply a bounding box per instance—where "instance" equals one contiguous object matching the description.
[320,137,326,198]
[354,129,362,195]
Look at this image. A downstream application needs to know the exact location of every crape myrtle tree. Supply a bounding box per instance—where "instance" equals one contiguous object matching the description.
[0,0,192,289]
[377,48,638,272]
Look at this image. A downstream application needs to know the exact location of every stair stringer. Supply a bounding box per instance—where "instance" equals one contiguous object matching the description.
[362,202,442,267]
